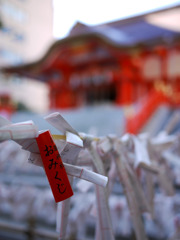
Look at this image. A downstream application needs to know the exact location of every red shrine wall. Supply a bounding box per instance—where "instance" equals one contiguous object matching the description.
[48,43,180,110]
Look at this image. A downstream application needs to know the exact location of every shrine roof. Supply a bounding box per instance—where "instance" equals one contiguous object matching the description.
[1,4,180,80]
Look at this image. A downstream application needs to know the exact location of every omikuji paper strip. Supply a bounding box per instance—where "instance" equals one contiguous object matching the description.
[36,130,73,203]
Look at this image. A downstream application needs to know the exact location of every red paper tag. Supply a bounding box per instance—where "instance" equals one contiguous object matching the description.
[36,130,73,202]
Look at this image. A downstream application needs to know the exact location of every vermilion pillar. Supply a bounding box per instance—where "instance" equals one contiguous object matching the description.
[116,80,134,105]
[116,55,134,105]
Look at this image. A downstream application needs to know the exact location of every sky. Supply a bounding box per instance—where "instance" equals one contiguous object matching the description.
[53,0,180,39]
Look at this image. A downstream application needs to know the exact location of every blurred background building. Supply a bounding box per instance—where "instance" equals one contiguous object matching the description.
[1,3,180,134]
[0,0,53,66]
[0,0,54,114]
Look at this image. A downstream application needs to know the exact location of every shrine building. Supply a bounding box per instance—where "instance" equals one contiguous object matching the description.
[1,4,180,133]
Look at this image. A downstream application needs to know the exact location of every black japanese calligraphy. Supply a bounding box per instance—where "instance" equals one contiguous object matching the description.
[55,171,67,194]
[44,145,54,156]
[49,159,58,169]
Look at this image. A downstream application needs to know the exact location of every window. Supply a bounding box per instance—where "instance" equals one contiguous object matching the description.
[1,2,27,22]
